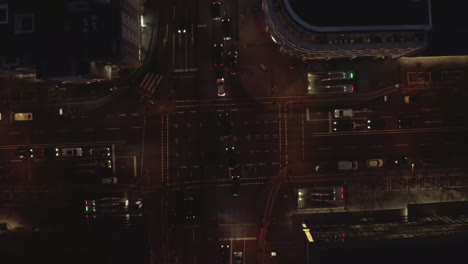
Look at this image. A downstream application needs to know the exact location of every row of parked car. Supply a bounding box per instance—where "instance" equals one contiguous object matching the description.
[333,108,417,131]
[337,157,410,170]
[16,146,111,159]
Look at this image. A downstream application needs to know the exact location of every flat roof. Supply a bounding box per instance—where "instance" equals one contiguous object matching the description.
[286,0,431,31]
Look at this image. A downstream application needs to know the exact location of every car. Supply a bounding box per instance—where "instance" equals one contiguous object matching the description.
[218,112,232,136]
[217,78,225,96]
[225,146,239,168]
[231,175,240,197]
[393,156,409,166]
[211,1,221,20]
[333,120,356,131]
[42,147,59,158]
[220,243,230,264]
[16,147,34,158]
[323,85,355,94]
[90,147,111,157]
[11,112,33,121]
[366,159,384,168]
[222,18,231,40]
[334,109,353,118]
[398,117,414,128]
[404,95,418,103]
[183,196,196,221]
[338,161,358,170]
[176,15,187,34]
[233,251,243,264]
[96,159,112,169]
[61,148,83,157]
[326,71,355,80]
[228,51,239,75]
[213,43,224,66]
[101,176,118,184]
[366,119,387,130]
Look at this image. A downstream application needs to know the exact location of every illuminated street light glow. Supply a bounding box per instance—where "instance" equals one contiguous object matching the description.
[270,35,277,44]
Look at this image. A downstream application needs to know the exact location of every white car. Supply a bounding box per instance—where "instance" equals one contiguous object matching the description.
[61,148,83,157]
[334,109,353,118]
[367,159,384,168]
[338,161,358,170]
[217,78,225,96]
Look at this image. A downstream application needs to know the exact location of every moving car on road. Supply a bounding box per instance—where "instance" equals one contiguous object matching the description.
[333,120,356,131]
[62,148,83,157]
[225,146,239,168]
[338,161,358,170]
[220,243,230,264]
[404,95,418,103]
[183,195,196,221]
[213,43,224,66]
[16,147,34,159]
[334,109,353,118]
[366,159,384,168]
[233,251,243,264]
[211,1,221,20]
[101,176,118,184]
[90,147,111,157]
[398,117,414,128]
[217,78,225,96]
[231,175,240,197]
[222,18,231,40]
[228,51,239,75]
[41,147,59,158]
[366,119,387,130]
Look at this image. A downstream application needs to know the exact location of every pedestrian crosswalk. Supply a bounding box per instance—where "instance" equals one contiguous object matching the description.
[139,73,163,97]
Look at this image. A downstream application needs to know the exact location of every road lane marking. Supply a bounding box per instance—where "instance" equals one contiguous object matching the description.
[9,132,21,135]
[81,129,95,132]
[131,113,140,116]
[395,144,409,147]
[424,120,444,124]
[343,146,356,149]
[316,147,332,150]
[197,24,207,28]
[119,114,127,117]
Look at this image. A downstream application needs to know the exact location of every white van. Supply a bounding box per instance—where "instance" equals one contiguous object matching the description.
[12,112,33,121]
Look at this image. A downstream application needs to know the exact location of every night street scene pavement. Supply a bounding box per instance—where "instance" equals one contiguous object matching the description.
[2,0,468,264]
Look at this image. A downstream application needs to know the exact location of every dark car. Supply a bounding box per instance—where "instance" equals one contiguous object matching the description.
[213,43,224,66]
[183,196,196,221]
[222,18,231,40]
[16,147,34,159]
[96,159,112,169]
[228,51,239,75]
[176,16,187,34]
[366,119,387,130]
[332,120,356,131]
[398,117,414,128]
[219,112,232,136]
[231,175,240,197]
[220,243,230,264]
[393,156,409,167]
[211,1,221,20]
[90,147,111,157]
[225,146,239,168]
[42,147,59,159]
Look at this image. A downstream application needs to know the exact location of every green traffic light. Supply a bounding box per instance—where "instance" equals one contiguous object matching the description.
[85,206,89,212]
[350,72,354,78]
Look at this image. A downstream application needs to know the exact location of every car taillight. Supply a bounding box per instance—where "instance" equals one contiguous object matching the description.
[341,188,344,200]
[351,86,355,92]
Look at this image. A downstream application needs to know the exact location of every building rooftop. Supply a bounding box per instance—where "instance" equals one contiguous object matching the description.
[286,0,431,31]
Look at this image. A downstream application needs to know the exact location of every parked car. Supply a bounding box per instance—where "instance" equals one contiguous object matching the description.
[338,161,358,170]
[61,148,83,157]
[16,147,34,158]
[326,71,355,80]
[42,147,59,158]
[228,51,239,75]
[333,120,356,131]
[222,18,231,40]
[334,109,353,118]
[217,78,225,96]
[366,119,387,130]
[366,159,384,168]
[11,112,33,121]
[213,43,224,66]
[96,159,112,169]
[90,147,111,157]
[211,1,221,20]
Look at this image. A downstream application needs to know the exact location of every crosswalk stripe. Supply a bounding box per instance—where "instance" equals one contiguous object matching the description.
[139,73,163,96]
[139,73,152,89]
